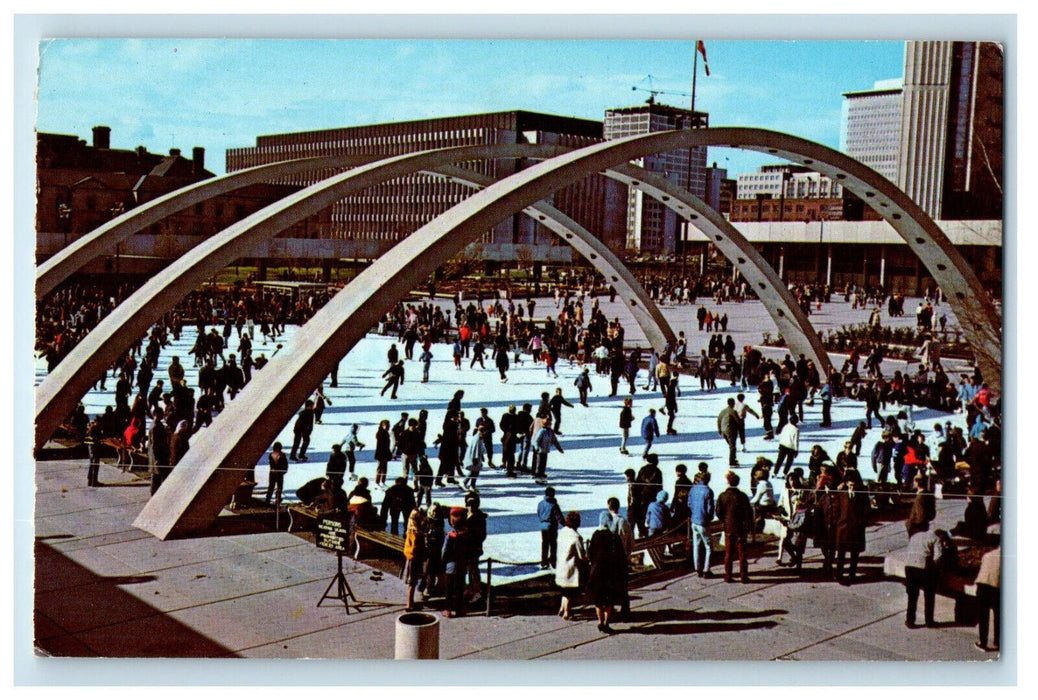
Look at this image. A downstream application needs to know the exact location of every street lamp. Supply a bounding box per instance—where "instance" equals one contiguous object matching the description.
[57,203,71,248]
[818,210,829,287]
[779,170,792,222]
[110,202,125,274]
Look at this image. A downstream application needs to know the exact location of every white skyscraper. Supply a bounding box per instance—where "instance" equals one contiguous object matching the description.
[841,78,903,184]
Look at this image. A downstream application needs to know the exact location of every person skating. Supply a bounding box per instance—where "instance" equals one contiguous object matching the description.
[640,408,660,459]
[717,398,741,467]
[287,399,315,462]
[531,417,564,484]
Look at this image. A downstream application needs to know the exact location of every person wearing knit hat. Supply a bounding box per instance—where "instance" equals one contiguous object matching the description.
[646,490,671,537]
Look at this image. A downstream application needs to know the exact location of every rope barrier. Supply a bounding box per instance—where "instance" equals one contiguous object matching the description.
[32,458,1005,499]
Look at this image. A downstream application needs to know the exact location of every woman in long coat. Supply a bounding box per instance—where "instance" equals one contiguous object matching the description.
[374,420,393,486]
[812,470,838,578]
[832,469,870,585]
[555,511,586,620]
[586,511,627,634]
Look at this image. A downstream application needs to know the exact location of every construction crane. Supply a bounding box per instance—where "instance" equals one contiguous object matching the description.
[631,75,692,105]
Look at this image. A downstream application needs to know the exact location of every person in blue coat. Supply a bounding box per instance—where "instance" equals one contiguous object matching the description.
[646,490,671,536]
[689,472,716,577]
[819,376,833,427]
[640,408,660,459]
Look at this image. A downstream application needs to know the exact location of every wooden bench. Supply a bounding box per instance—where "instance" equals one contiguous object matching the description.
[632,526,689,569]
[353,527,405,560]
[631,521,725,570]
[103,438,148,469]
[287,503,320,532]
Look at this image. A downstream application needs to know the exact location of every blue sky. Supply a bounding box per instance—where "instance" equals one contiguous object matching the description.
[36,39,905,177]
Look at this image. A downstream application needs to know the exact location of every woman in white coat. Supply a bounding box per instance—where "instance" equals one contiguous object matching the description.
[555,511,586,620]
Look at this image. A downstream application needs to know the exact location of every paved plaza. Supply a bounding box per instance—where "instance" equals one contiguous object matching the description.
[27,294,1008,673]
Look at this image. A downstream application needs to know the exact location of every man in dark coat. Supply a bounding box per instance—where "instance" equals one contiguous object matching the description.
[833,470,870,585]
[500,405,518,477]
[326,443,347,489]
[905,475,937,537]
[220,355,245,400]
[715,470,754,583]
[630,455,664,538]
[290,400,315,461]
[381,476,416,536]
[266,441,289,504]
[758,373,775,440]
[717,397,741,467]
[381,360,405,399]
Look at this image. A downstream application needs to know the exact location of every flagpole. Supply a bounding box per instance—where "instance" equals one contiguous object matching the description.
[691,41,699,113]
[682,42,699,280]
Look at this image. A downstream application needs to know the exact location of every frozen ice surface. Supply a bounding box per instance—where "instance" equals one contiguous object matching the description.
[36,296,972,583]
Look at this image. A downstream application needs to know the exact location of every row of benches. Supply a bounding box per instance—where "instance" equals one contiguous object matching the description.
[285,503,726,572]
[287,504,406,560]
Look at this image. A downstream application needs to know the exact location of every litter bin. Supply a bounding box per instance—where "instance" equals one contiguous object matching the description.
[395,612,440,659]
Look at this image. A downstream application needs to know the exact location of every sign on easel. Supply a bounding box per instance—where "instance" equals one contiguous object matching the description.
[316,516,351,553]
[315,515,358,611]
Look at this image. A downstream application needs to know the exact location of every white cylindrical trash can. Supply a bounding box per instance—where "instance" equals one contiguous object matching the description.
[395,612,440,659]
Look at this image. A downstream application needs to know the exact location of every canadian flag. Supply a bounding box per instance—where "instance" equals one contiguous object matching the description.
[697,40,710,77]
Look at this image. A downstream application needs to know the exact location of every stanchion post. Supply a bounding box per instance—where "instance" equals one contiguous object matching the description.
[484,558,493,617]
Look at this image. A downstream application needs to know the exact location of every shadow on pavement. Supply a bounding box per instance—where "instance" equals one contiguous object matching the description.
[34,539,239,658]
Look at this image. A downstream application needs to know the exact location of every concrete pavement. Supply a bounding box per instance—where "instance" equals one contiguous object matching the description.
[32,455,1002,668]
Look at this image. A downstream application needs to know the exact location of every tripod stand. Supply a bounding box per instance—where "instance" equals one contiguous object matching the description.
[317,551,359,612]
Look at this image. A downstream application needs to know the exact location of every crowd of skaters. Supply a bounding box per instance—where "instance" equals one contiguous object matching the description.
[267,287,1001,642]
[44,273,1000,646]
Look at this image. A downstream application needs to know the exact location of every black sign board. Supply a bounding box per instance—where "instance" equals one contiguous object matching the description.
[316,516,350,553]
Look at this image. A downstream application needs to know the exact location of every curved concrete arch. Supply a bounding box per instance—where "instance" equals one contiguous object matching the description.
[34,143,572,452]
[709,132,1000,393]
[428,164,676,352]
[436,161,828,374]
[38,142,678,351]
[132,127,1000,539]
[606,163,833,376]
[37,154,375,297]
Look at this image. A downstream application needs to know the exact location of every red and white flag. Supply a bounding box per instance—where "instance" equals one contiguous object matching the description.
[697,40,710,76]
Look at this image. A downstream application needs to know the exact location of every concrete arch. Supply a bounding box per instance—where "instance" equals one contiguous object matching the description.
[607,163,833,376]
[437,161,830,375]
[35,142,679,451]
[132,127,999,539]
[429,164,675,352]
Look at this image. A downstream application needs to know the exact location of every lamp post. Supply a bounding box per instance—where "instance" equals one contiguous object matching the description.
[779,170,791,222]
[57,203,71,249]
[817,210,829,287]
[110,202,125,275]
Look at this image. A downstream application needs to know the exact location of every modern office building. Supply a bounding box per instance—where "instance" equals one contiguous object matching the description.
[841,78,903,183]
[897,40,1003,220]
[703,162,735,217]
[840,41,1004,221]
[226,111,627,255]
[603,101,708,254]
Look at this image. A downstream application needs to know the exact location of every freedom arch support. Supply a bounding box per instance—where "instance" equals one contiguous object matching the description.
[134,127,1000,539]
[35,143,681,452]
[436,161,831,376]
